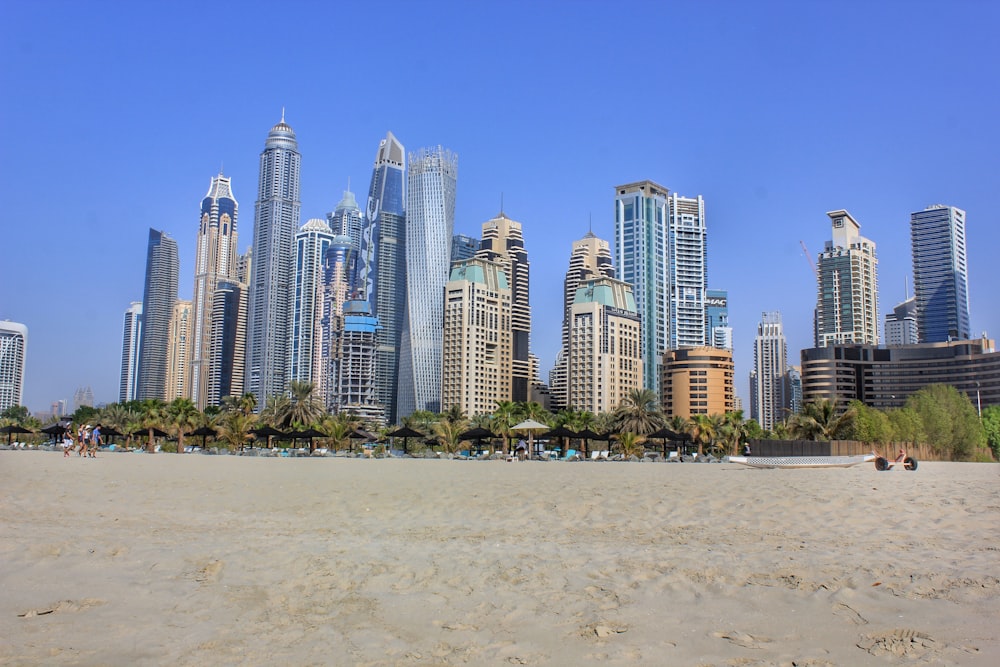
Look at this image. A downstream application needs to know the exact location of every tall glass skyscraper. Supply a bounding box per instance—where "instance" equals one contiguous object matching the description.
[190,173,239,409]
[247,114,301,405]
[398,145,457,417]
[291,219,334,387]
[910,205,970,342]
[614,182,707,394]
[137,228,179,400]
[327,186,363,261]
[207,279,246,405]
[119,301,143,402]
[706,289,733,350]
[359,132,406,423]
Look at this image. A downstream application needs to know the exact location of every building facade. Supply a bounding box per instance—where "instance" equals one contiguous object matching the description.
[190,173,239,409]
[319,236,357,410]
[119,301,143,403]
[476,212,531,402]
[0,321,27,412]
[706,289,733,350]
[441,258,512,418]
[911,205,970,343]
[815,210,879,347]
[397,145,457,417]
[207,279,247,405]
[247,114,301,406]
[290,219,334,387]
[801,337,998,411]
[667,193,708,350]
[327,187,364,254]
[751,311,789,431]
[165,299,192,400]
[359,131,406,423]
[661,346,734,418]
[137,228,179,400]
[885,296,918,346]
[451,233,478,261]
[567,277,642,414]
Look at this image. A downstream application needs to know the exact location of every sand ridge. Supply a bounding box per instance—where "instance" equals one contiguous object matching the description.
[1,452,997,665]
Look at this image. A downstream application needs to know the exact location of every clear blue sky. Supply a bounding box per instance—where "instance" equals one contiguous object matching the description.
[2,1,997,415]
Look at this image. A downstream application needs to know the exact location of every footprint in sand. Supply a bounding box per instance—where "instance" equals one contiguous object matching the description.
[713,630,772,649]
[833,601,868,625]
[857,628,960,659]
[18,598,105,617]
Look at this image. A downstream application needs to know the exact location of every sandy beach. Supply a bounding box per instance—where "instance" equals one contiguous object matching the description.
[1,452,997,666]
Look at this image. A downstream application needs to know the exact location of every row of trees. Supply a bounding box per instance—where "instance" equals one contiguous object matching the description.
[3,382,996,461]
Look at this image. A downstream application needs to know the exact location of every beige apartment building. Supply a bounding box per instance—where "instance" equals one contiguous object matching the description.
[661,346,735,418]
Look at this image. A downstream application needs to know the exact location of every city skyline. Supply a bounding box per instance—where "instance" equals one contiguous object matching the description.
[3,2,998,413]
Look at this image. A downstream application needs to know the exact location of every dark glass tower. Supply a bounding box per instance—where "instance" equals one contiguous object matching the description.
[137,228,179,400]
[359,131,406,423]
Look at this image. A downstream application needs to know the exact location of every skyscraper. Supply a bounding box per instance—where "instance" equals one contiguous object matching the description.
[327,186,363,258]
[567,278,642,414]
[815,210,879,347]
[706,289,733,350]
[751,311,789,432]
[552,231,615,409]
[290,219,334,387]
[885,297,918,346]
[207,279,247,405]
[451,234,479,261]
[332,299,383,423]
[397,145,457,417]
[137,228,179,400]
[319,236,357,409]
[73,386,94,411]
[0,320,27,413]
[247,114,301,406]
[359,132,406,423]
[119,301,143,402]
[476,212,531,402]
[667,193,708,350]
[166,299,192,400]
[441,258,512,417]
[662,347,734,418]
[910,205,970,343]
[190,173,239,409]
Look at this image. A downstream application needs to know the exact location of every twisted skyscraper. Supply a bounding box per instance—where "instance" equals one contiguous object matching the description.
[247,114,301,405]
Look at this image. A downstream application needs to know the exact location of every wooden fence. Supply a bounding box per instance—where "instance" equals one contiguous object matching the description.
[749,439,942,460]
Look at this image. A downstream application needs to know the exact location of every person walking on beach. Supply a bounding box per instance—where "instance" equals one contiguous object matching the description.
[89,424,101,458]
[76,425,86,456]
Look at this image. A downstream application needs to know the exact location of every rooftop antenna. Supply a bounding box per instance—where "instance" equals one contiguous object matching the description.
[347,176,351,193]
[281,107,285,123]
[904,276,909,300]
[589,213,593,234]
[500,192,504,215]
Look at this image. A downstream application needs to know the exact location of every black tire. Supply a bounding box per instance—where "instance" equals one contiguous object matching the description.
[875,457,889,471]
[904,456,918,471]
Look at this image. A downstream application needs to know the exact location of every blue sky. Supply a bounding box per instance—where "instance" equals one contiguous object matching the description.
[2,1,997,414]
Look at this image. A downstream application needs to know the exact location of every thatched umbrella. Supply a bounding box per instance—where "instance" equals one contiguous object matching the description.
[386,426,424,454]
[185,425,217,450]
[1,424,33,445]
[458,426,496,456]
[541,426,577,458]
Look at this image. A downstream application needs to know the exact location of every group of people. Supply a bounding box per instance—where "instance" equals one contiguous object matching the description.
[64,424,101,458]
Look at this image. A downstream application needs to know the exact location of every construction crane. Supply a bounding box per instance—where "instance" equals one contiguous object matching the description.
[799,240,817,277]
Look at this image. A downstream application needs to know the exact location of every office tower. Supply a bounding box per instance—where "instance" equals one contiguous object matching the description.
[290,219,334,387]
[327,186,363,259]
[207,279,247,405]
[567,277,642,414]
[247,114,301,406]
[661,347,735,418]
[0,321,27,412]
[137,228,179,400]
[787,365,803,415]
[237,248,252,284]
[441,258,512,417]
[332,299,383,423]
[359,131,406,423]
[815,210,879,347]
[551,231,615,409]
[319,236,357,409]
[190,173,239,409]
[166,299,192,400]
[751,312,788,432]
[706,289,733,350]
[451,234,478,261]
[615,182,707,393]
[119,301,143,402]
[885,297,918,346]
[398,145,457,417]
[476,212,531,402]
[911,205,970,342]
[73,386,94,411]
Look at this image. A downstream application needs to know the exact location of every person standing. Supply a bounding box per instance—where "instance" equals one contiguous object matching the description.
[89,424,102,458]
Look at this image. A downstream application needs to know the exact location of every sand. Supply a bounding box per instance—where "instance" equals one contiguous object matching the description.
[1,452,997,666]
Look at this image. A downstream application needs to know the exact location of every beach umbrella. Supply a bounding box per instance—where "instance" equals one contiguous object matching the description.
[131,427,169,438]
[41,423,67,439]
[289,427,326,452]
[459,426,495,455]
[386,426,424,454]
[185,425,217,449]
[250,425,285,448]
[541,426,577,457]
[575,428,603,457]
[511,419,548,458]
[1,424,33,445]
[348,429,375,453]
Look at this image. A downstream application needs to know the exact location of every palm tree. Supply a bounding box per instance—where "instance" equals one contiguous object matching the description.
[281,381,326,428]
[434,416,470,454]
[319,413,356,452]
[614,388,665,436]
[218,410,256,452]
[491,400,518,456]
[138,399,168,452]
[167,397,200,454]
[722,410,750,456]
[616,432,646,459]
[442,404,465,424]
[260,394,291,427]
[688,414,716,457]
[789,399,856,441]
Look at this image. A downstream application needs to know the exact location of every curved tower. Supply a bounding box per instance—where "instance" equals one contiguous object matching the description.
[291,218,334,387]
[397,145,457,417]
[190,173,238,408]
[247,114,301,405]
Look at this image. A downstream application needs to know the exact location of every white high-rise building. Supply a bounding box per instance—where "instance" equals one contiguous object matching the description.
[911,205,970,343]
[815,210,879,347]
[751,311,788,432]
[0,321,27,413]
[327,187,364,258]
[885,297,918,346]
[290,219,334,388]
[397,145,457,417]
[119,302,143,402]
[247,114,301,405]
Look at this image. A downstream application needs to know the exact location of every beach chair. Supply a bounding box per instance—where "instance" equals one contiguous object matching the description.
[562,449,577,461]
[590,450,601,461]
[667,451,679,462]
